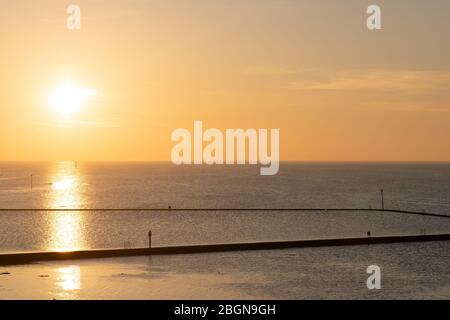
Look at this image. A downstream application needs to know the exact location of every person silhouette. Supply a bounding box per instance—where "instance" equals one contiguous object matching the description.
[148,230,152,248]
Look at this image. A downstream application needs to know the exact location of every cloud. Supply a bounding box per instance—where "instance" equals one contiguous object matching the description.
[39,9,143,25]
[37,119,119,128]
[247,67,450,112]
[288,70,450,92]
[248,66,450,92]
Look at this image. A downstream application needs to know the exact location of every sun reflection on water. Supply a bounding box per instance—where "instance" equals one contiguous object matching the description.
[49,211,84,252]
[53,178,75,191]
[47,162,86,252]
[57,266,81,291]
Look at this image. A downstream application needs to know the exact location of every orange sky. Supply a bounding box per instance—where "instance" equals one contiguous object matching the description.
[1,0,449,161]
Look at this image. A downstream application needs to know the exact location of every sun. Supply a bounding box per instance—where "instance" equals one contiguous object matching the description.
[49,82,96,116]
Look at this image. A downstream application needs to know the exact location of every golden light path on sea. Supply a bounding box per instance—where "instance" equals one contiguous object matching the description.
[47,162,85,252]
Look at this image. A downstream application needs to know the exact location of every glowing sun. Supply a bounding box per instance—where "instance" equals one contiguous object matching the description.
[49,82,96,116]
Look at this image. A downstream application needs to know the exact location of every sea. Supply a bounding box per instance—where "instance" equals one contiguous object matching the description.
[0,162,449,299]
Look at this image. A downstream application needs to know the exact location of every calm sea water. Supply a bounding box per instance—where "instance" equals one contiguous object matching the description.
[0,162,449,299]
[2,242,449,300]
[0,162,449,253]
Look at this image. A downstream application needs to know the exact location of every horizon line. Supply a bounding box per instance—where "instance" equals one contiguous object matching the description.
[1,160,450,164]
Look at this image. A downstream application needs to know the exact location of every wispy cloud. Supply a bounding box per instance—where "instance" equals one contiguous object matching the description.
[40,9,143,25]
[36,119,119,128]
[246,67,450,112]
[248,67,450,92]
[289,70,450,92]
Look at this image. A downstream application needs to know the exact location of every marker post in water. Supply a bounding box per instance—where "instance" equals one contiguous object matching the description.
[381,189,384,210]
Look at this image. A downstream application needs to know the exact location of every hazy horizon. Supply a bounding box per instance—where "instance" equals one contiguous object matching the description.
[2,160,450,164]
